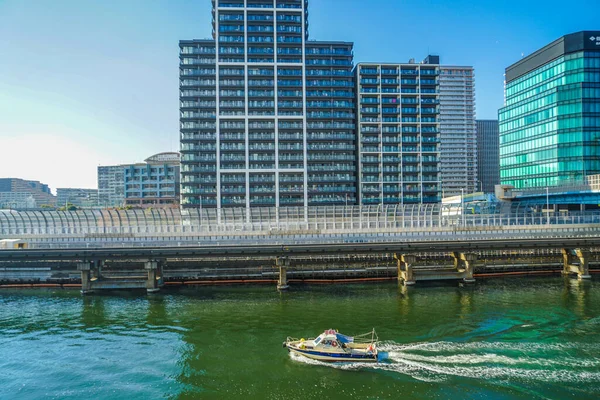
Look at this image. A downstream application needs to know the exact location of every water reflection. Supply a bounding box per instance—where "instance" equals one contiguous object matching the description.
[81,296,107,328]
[457,285,475,316]
[1,278,599,400]
[147,295,169,326]
[562,276,592,318]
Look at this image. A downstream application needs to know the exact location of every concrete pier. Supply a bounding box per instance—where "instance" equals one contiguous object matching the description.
[562,249,591,279]
[452,252,477,283]
[77,260,164,295]
[145,260,163,293]
[276,257,289,290]
[77,261,94,295]
[394,254,416,286]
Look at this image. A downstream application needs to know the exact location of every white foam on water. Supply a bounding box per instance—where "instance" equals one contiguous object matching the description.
[289,341,600,386]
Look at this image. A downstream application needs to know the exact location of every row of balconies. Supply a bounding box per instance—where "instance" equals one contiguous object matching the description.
[361,146,437,153]
[361,174,437,182]
[361,186,439,194]
[308,164,354,172]
[360,107,438,114]
[360,78,438,85]
[200,132,352,142]
[360,117,438,123]
[362,166,437,173]
[360,68,439,75]
[361,97,439,105]
[181,46,215,55]
[363,155,439,163]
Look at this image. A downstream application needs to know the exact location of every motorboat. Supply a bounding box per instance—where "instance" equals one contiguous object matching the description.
[283,329,378,362]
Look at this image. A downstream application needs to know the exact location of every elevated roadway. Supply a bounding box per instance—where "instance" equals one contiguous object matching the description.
[1,236,600,262]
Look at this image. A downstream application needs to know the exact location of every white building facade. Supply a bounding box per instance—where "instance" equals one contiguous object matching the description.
[439,66,477,197]
[180,0,356,209]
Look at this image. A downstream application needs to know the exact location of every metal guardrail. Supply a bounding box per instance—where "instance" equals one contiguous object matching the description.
[6,223,600,251]
[2,237,600,261]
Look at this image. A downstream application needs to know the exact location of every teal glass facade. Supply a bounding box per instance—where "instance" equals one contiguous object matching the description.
[499,42,600,189]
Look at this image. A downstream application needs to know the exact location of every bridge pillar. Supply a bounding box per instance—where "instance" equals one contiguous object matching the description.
[452,252,477,283]
[91,260,104,280]
[276,257,290,291]
[394,254,416,286]
[562,249,591,280]
[77,262,94,295]
[145,261,163,293]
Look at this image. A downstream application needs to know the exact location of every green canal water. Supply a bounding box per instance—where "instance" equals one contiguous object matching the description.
[1,277,599,399]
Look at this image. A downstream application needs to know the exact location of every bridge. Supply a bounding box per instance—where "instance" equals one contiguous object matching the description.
[0,204,598,292]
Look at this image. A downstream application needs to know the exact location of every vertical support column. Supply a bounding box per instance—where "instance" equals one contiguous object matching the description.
[452,251,460,270]
[562,248,571,276]
[145,260,161,293]
[451,252,477,283]
[157,261,164,287]
[574,249,591,280]
[91,260,104,280]
[276,257,290,291]
[461,253,477,283]
[77,262,93,295]
[394,253,416,286]
[563,249,591,279]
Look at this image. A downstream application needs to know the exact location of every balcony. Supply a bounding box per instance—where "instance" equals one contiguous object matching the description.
[249,196,276,205]
[360,79,379,85]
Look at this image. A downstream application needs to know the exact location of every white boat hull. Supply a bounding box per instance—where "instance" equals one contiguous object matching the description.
[286,344,378,362]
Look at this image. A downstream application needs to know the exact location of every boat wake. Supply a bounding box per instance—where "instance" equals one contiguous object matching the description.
[289,341,600,384]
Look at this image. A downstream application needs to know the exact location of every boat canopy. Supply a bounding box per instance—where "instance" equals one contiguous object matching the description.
[321,330,354,344]
[335,333,354,344]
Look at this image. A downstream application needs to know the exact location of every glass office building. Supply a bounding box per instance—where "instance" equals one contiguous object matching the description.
[354,58,441,205]
[499,31,600,189]
[180,0,355,208]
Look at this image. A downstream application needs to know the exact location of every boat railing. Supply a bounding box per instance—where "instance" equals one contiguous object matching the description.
[351,329,378,344]
[286,336,314,343]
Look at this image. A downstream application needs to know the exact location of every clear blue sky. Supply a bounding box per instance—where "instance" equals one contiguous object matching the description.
[0,0,597,191]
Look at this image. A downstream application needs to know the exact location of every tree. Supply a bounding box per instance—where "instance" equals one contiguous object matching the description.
[58,202,78,211]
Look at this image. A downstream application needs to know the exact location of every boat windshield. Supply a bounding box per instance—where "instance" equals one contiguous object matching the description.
[314,336,322,345]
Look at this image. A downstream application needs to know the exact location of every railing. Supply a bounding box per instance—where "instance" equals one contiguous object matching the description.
[15,223,600,250]
[2,204,600,241]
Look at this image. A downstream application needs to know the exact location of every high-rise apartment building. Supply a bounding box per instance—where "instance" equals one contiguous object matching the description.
[499,31,600,189]
[439,66,477,197]
[180,0,478,208]
[123,152,181,208]
[98,153,180,209]
[0,178,56,206]
[56,188,99,208]
[476,119,500,193]
[180,0,355,209]
[97,165,125,207]
[354,58,441,205]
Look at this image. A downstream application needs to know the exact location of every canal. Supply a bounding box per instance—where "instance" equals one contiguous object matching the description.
[0,277,599,399]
